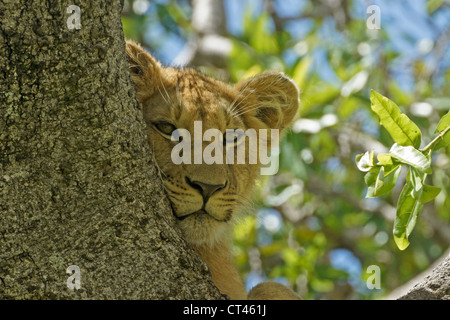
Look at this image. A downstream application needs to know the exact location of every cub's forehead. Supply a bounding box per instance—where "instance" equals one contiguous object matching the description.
[144,67,244,130]
[175,69,239,129]
[177,69,229,107]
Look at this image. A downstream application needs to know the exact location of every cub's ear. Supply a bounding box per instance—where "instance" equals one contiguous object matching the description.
[125,40,162,99]
[235,71,299,130]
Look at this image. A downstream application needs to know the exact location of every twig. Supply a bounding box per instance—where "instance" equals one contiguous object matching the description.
[420,125,450,154]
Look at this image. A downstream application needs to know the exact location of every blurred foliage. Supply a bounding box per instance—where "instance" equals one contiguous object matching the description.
[123,0,450,299]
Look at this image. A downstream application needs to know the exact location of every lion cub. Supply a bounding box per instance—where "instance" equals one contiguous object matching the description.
[125,40,301,300]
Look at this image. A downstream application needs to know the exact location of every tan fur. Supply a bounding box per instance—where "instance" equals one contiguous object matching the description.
[248,282,303,300]
[195,241,247,300]
[125,40,301,300]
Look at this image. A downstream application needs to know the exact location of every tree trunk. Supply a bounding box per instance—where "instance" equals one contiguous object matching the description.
[0,0,224,299]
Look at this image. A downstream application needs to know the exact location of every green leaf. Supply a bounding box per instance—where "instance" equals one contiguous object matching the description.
[393,176,424,251]
[370,90,422,148]
[420,185,441,203]
[394,233,410,251]
[356,151,374,172]
[364,167,382,197]
[435,111,450,132]
[365,165,401,198]
[389,143,431,174]
[249,13,279,54]
[121,16,143,41]
[434,111,450,150]
[408,167,424,199]
[377,154,394,166]
[427,0,444,13]
[292,55,313,90]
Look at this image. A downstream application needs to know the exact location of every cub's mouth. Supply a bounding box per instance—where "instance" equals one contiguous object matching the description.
[177,209,208,221]
[177,209,229,222]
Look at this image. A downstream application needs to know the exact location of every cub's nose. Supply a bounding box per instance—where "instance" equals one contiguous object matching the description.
[185,177,227,202]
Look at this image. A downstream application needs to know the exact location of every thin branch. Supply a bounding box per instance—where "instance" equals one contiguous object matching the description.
[420,125,450,154]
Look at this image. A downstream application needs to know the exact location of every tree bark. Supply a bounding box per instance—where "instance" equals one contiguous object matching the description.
[398,254,450,300]
[0,0,224,299]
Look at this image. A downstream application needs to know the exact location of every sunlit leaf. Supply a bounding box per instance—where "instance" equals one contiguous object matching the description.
[427,0,444,13]
[389,143,431,174]
[420,185,441,203]
[356,151,374,172]
[250,14,279,54]
[370,90,422,148]
[434,111,450,150]
[365,165,401,198]
[300,82,340,115]
[242,64,262,80]
[121,16,143,41]
[338,96,361,119]
[408,167,425,200]
[393,178,424,251]
[292,55,313,90]
[377,154,394,166]
[310,278,334,293]
[364,167,381,193]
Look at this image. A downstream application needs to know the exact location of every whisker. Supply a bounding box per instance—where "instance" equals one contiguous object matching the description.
[228,76,257,114]
[228,80,251,113]
[151,140,167,179]
[232,103,265,118]
[228,85,247,114]
[159,75,174,105]
[229,88,255,115]
[157,85,170,105]
[221,193,254,207]
[233,101,264,113]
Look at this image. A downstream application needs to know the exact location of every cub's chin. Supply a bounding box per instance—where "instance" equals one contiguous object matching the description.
[176,211,231,247]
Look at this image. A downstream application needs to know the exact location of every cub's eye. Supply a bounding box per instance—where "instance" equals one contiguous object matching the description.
[223,129,245,147]
[153,122,177,136]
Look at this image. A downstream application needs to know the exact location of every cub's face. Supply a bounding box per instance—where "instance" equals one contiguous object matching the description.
[126,41,299,246]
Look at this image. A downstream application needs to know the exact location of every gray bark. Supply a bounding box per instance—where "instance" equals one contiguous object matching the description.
[0,0,223,299]
[398,254,450,300]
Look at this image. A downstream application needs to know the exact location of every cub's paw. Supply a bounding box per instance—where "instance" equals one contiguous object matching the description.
[247,281,302,300]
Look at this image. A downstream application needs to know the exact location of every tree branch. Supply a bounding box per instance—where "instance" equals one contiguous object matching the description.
[397,252,450,300]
